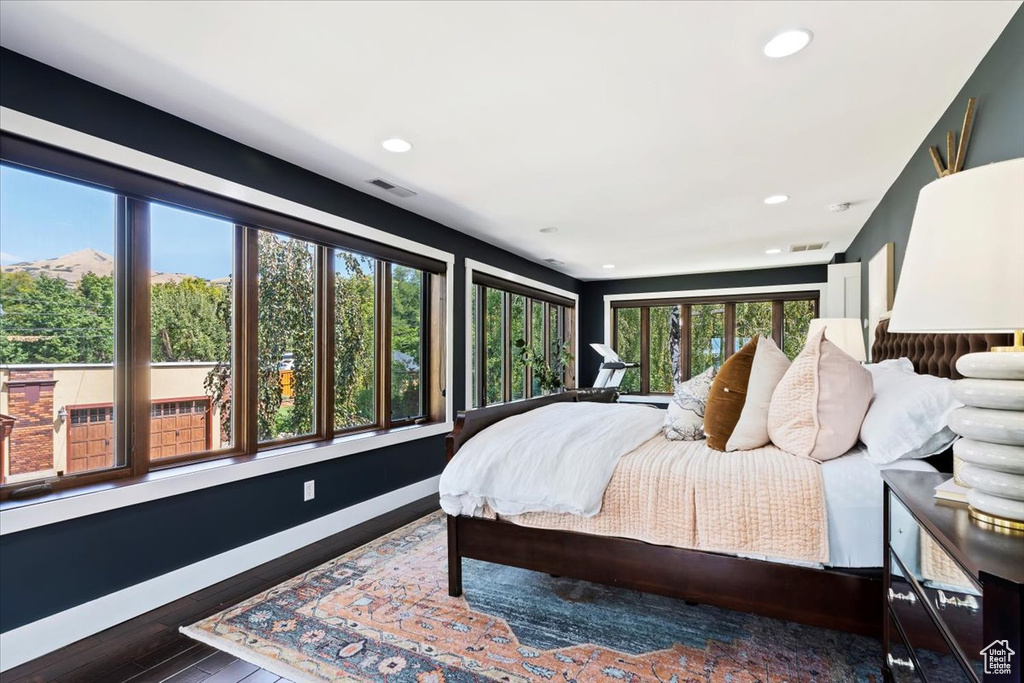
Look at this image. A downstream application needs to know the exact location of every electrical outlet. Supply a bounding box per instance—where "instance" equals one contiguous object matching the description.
[303,480,315,502]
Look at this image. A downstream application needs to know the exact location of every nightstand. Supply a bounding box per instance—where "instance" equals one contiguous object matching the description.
[883,470,1023,682]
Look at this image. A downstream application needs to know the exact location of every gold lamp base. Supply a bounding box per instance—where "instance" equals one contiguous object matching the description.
[969,506,1024,534]
[991,329,1024,353]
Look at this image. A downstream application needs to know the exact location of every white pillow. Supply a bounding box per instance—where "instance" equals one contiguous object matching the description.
[663,366,717,441]
[726,337,791,451]
[866,357,915,375]
[860,364,961,464]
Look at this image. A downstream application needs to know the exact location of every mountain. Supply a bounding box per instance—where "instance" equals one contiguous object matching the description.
[1,248,195,283]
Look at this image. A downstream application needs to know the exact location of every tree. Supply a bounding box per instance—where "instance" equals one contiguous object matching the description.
[253,233,316,441]
[510,294,526,399]
[614,307,641,393]
[783,300,815,359]
[151,277,229,362]
[390,265,425,419]
[334,253,375,429]
[0,271,114,364]
[648,306,674,392]
[484,287,503,404]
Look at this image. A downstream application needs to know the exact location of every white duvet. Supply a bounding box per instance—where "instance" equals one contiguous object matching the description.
[439,402,664,518]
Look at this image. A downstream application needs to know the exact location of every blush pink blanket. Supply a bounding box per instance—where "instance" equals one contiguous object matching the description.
[488,436,830,564]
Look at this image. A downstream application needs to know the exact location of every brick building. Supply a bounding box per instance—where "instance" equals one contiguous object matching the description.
[0,363,226,484]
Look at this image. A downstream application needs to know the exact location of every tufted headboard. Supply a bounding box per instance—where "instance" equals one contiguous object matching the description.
[871,317,1012,379]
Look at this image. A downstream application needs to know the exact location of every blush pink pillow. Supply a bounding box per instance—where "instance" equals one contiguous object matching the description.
[767,329,873,461]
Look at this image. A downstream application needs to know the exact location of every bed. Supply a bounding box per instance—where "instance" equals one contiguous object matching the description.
[443,320,1011,637]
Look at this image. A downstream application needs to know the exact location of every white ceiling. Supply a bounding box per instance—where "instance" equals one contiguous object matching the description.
[0,1,1019,281]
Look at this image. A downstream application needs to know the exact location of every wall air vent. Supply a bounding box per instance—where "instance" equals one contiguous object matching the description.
[789,242,829,253]
[366,178,417,198]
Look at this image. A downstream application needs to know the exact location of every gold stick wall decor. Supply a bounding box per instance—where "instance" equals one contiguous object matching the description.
[928,97,977,178]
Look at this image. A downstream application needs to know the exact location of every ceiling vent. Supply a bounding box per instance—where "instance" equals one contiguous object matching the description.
[545,258,565,266]
[789,242,829,253]
[366,178,417,198]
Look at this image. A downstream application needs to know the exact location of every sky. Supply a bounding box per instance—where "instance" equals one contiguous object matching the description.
[1,164,233,281]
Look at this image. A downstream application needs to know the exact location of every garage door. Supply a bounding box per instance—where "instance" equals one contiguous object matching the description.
[67,406,114,473]
[150,399,210,461]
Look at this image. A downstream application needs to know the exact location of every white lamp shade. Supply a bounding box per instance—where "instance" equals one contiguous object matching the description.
[889,158,1024,333]
[806,318,867,362]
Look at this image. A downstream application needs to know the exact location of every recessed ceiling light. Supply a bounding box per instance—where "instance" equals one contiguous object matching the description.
[764,194,789,205]
[539,227,559,233]
[381,138,413,153]
[763,29,813,58]
[765,248,782,254]
[602,264,616,269]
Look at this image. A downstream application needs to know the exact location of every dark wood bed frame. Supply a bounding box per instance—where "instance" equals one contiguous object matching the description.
[445,320,1012,638]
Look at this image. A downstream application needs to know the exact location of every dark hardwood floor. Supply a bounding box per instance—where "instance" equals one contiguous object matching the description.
[2,495,440,683]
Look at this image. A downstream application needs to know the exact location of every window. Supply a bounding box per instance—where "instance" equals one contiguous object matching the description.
[150,203,234,461]
[648,306,675,393]
[470,271,575,407]
[333,251,375,431]
[0,134,447,499]
[483,287,503,406]
[611,292,818,394]
[0,165,120,482]
[257,233,317,443]
[690,304,725,377]
[390,265,427,423]
[612,307,641,394]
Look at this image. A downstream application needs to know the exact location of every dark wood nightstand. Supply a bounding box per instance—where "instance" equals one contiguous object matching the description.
[883,470,1023,683]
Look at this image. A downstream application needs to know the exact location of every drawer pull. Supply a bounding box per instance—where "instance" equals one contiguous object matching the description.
[888,588,917,605]
[935,590,979,611]
[888,653,915,671]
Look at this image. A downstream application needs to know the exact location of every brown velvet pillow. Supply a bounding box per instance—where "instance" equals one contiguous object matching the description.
[704,335,759,451]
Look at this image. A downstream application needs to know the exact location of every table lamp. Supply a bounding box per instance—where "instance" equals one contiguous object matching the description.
[889,157,1024,531]
[806,318,867,362]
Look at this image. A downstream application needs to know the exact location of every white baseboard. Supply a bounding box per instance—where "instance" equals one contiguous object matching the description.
[0,475,441,672]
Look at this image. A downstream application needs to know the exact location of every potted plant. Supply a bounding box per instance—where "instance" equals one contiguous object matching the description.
[513,338,574,393]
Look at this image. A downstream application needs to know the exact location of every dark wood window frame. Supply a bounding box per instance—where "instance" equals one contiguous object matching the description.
[471,273,576,408]
[611,291,819,394]
[0,133,447,501]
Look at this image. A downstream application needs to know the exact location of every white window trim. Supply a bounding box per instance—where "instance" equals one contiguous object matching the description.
[464,259,579,408]
[0,107,455,534]
[603,282,828,397]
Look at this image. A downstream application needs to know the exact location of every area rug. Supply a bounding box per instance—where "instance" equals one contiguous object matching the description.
[182,512,885,683]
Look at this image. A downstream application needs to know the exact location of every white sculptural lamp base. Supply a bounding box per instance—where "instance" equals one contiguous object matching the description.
[950,351,1024,532]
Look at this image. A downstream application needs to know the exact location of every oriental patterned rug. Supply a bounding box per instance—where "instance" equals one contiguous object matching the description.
[182,512,886,683]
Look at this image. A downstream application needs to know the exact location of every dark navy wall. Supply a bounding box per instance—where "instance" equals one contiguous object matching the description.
[843,7,1024,321]
[577,265,827,387]
[0,47,579,632]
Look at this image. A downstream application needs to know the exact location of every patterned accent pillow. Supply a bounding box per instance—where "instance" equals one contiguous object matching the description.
[663,366,718,440]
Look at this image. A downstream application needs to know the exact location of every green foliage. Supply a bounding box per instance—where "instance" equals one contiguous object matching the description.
[0,271,114,364]
[510,295,526,400]
[1,238,428,441]
[735,302,773,351]
[689,304,725,377]
[648,306,674,393]
[151,277,229,362]
[334,253,375,429]
[614,307,641,393]
[513,336,574,393]
[483,288,503,405]
[255,233,316,441]
[390,265,426,420]
[616,300,815,392]
[783,300,816,359]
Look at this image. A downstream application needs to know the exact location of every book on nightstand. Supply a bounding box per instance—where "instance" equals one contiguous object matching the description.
[933,476,969,503]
